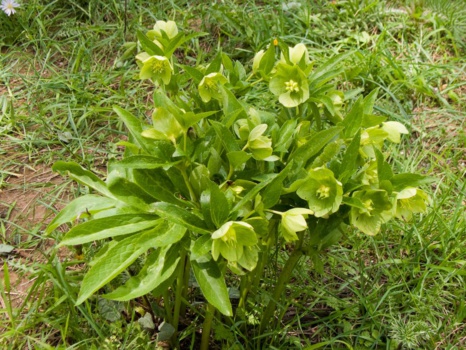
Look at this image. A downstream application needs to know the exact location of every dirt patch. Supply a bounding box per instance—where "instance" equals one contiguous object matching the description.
[0,160,74,314]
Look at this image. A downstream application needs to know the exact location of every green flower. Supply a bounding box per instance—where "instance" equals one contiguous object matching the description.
[152,20,178,39]
[296,168,343,217]
[360,122,409,158]
[211,222,258,270]
[395,188,429,221]
[280,43,311,66]
[279,208,314,242]
[141,107,183,143]
[198,72,228,103]
[252,49,265,73]
[381,121,409,143]
[350,189,394,236]
[269,63,309,108]
[246,124,274,161]
[137,54,172,85]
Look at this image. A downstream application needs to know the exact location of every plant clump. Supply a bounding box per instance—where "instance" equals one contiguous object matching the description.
[48,21,431,349]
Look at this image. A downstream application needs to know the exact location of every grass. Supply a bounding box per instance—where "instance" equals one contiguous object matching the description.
[0,0,465,348]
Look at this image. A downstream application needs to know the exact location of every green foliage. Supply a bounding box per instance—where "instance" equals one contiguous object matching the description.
[47,20,430,348]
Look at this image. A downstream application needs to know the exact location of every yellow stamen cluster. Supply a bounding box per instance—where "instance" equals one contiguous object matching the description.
[151,61,165,74]
[316,185,331,199]
[285,79,299,93]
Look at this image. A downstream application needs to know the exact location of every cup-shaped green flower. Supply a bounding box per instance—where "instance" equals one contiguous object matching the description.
[269,63,309,108]
[252,49,265,73]
[151,20,179,39]
[279,208,314,242]
[137,54,172,85]
[280,43,311,66]
[350,189,394,236]
[395,188,429,221]
[198,72,228,103]
[141,107,183,143]
[380,121,409,143]
[297,168,343,218]
[247,124,274,160]
[211,221,258,265]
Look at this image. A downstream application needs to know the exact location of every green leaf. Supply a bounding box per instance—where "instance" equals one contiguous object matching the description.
[259,42,276,75]
[219,85,247,127]
[59,214,161,246]
[206,51,223,75]
[133,169,189,207]
[231,173,279,213]
[136,30,164,56]
[0,244,15,255]
[181,64,204,83]
[104,244,181,301]
[46,195,117,234]
[97,298,123,322]
[165,31,207,57]
[390,173,435,191]
[309,51,353,85]
[340,97,363,138]
[227,151,251,170]
[339,130,361,183]
[191,256,233,316]
[362,88,379,115]
[112,156,179,170]
[76,228,164,305]
[113,106,151,153]
[52,161,114,198]
[211,120,241,153]
[261,162,292,209]
[274,119,297,153]
[311,141,341,169]
[342,195,366,210]
[375,148,393,182]
[151,202,210,234]
[290,126,343,164]
[191,234,213,261]
[108,178,155,209]
[206,182,230,228]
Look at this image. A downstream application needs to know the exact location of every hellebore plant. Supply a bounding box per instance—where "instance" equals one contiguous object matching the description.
[48,21,431,349]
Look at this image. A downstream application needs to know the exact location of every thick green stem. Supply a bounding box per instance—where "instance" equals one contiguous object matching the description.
[179,258,191,317]
[259,247,305,332]
[180,167,197,203]
[172,251,187,332]
[200,303,216,350]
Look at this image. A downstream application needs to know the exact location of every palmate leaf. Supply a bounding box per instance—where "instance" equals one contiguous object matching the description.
[46,195,117,234]
[104,244,181,301]
[52,161,114,199]
[151,202,210,234]
[76,220,186,305]
[113,106,151,153]
[191,256,233,316]
[58,214,161,246]
[133,168,191,207]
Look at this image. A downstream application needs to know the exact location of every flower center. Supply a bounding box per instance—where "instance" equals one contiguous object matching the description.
[316,185,330,199]
[152,61,165,74]
[204,79,217,91]
[362,199,374,214]
[285,79,300,93]
[221,230,236,243]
